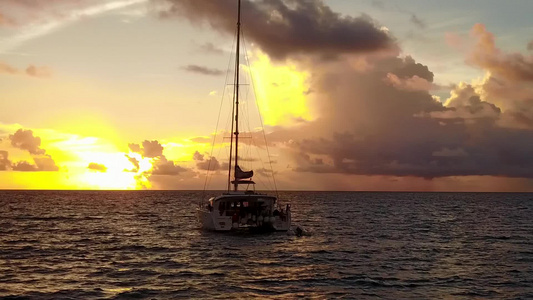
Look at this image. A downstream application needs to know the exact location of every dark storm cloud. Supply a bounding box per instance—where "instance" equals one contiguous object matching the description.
[9,129,46,155]
[182,64,224,76]
[88,162,107,172]
[157,0,395,60]
[391,55,434,82]
[263,46,533,179]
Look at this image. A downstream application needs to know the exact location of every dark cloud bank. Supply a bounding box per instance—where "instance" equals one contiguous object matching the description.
[156,0,533,182]
[158,0,396,60]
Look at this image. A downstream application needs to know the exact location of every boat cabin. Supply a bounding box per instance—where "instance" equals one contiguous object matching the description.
[208,192,276,218]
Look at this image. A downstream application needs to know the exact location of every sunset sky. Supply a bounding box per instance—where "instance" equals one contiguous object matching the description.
[1,0,533,191]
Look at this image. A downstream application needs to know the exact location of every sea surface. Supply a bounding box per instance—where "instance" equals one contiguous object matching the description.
[0,191,532,299]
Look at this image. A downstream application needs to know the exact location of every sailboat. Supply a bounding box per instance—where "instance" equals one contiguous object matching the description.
[197,0,291,232]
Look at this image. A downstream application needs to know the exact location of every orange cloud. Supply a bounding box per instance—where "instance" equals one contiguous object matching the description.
[469,23,533,81]
[10,129,46,155]
[0,61,52,78]
[26,65,52,78]
[88,162,107,172]
[0,62,18,75]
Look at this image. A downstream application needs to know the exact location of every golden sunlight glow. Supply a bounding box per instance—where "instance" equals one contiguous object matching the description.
[249,52,314,126]
[30,129,139,189]
[77,152,137,190]
[44,111,125,145]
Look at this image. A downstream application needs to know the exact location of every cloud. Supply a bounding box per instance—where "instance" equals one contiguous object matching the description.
[0,62,18,75]
[190,136,211,144]
[151,156,187,175]
[128,143,142,153]
[0,151,11,171]
[12,161,38,172]
[250,30,533,180]
[528,41,533,51]
[88,162,107,172]
[125,139,188,186]
[196,156,221,171]
[0,61,52,78]
[0,0,149,52]
[385,73,439,91]
[199,42,224,55]
[141,140,164,158]
[11,157,58,172]
[193,151,204,161]
[469,23,533,82]
[126,155,140,172]
[157,0,396,60]
[429,82,501,120]
[7,128,59,172]
[9,129,46,155]
[182,64,224,76]
[0,12,16,26]
[34,156,59,171]
[129,140,164,158]
[454,24,533,130]
[25,65,52,78]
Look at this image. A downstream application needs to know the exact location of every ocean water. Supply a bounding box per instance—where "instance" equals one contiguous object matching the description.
[0,191,532,299]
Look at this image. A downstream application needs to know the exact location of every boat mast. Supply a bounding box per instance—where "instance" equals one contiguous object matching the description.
[233,0,241,192]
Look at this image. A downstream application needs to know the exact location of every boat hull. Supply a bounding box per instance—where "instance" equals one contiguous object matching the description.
[197,208,291,232]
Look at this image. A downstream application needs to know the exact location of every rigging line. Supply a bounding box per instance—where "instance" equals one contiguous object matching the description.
[240,72,273,191]
[242,30,280,199]
[251,133,274,191]
[240,42,273,192]
[202,26,238,199]
[243,68,254,176]
[240,77,275,191]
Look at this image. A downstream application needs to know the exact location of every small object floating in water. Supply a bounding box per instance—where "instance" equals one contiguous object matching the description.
[289,225,308,237]
[296,226,304,237]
